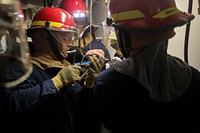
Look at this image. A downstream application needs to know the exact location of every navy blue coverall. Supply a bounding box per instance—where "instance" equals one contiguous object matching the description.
[94,67,200,133]
[0,61,96,133]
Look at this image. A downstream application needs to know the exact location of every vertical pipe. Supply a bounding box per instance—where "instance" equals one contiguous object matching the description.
[198,0,200,14]
[184,0,193,64]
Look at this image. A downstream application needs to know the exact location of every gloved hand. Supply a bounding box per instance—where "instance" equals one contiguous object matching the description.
[84,55,104,88]
[111,41,123,59]
[52,65,85,91]
[85,49,105,59]
[105,56,122,69]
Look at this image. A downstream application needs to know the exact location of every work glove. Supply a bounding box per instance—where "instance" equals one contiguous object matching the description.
[52,65,85,91]
[111,42,123,59]
[83,55,104,88]
[105,56,122,69]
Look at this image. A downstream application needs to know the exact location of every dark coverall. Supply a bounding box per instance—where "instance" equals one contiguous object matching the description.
[94,67,200,133]
[0,61,96,133]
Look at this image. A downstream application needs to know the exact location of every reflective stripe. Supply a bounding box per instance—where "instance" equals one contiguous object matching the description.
[112,10,145,21]
[112,7,181,22]
[153,7,181,19]
[31,21,64,28]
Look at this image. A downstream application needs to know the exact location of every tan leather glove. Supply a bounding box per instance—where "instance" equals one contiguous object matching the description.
[52,65,85,91]
[84,55,104,88]
[111,41,123,58]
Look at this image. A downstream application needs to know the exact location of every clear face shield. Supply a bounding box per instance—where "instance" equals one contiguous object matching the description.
[0,0,32,88]
[51,31,77,46]
[49,27,79,50]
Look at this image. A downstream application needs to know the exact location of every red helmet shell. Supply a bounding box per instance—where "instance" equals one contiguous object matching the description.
[60,0,87,15]
[109,0,195,30]
[29,7,77,32]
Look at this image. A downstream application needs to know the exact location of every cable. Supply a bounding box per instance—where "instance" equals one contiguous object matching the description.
[80,54,92,64]
[184,0,193,64]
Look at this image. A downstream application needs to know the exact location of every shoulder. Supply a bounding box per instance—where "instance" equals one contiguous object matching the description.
[96,68,134,86]
[91,40,105,49]
[97,68,121,80]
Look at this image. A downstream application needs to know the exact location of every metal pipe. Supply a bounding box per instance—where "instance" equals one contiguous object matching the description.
[184,0,193,64]
[198,0,200,14]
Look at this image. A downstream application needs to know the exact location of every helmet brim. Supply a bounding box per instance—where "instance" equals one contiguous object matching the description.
[114,12,195,31]
[27,26,79,37]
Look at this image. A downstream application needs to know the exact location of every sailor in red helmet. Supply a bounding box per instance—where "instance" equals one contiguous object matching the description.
[60,0,111,65]
[94,0,200,132]
[60,0,88,29]
[1,6,104,133]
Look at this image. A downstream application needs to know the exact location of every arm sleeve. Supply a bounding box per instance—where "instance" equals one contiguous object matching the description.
[3,77,57,113]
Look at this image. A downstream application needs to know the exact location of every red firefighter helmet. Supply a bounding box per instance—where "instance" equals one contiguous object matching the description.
[60,0,87,18]
[60,0,88,27]
[109,0,195,31]
[28,6,78,35]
